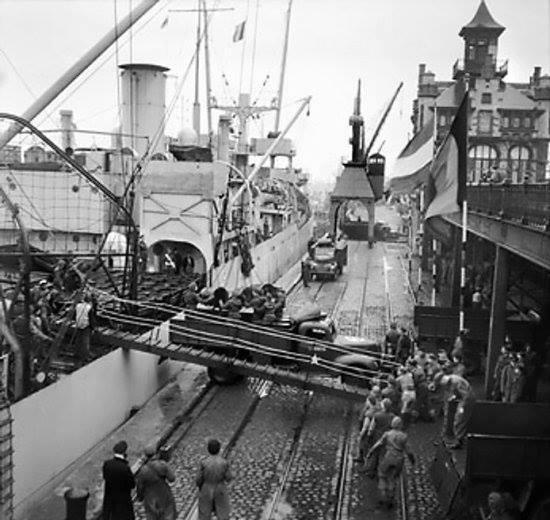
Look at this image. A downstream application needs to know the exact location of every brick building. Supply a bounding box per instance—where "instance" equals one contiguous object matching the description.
[412,0,550,183]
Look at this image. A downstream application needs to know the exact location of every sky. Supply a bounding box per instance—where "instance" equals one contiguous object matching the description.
[0,0,549,188]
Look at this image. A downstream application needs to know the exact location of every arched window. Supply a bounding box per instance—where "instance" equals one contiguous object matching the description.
[468,145,498,183]
[509,145,531,183]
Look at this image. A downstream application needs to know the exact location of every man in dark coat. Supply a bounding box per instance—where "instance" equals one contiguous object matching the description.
[102,440,135,520]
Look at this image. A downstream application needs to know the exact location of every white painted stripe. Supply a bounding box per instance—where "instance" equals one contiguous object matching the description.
[392,137,434,178]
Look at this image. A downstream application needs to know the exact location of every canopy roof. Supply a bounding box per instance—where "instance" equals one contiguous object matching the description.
[332,166,374,200]
[460,1,505,36]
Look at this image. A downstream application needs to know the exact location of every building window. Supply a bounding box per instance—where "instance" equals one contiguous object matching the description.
[478,111,493,134]
[481,93,492,104]
[439,114,446,126]
[502,117,509,127]
[523,117,531,128]
[468,144,498,183]
[509,145,532,183]
[512,117,520,127]
[468,45,475,60]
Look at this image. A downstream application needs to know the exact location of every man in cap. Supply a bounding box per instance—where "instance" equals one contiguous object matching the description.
[438,373,476,449]
[102,440,135,520]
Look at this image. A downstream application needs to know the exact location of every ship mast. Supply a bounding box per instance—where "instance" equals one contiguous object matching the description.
[193,0,201,138]
[274,0,293,134]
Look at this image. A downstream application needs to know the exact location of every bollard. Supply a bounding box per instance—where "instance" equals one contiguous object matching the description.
[64,487,89,520]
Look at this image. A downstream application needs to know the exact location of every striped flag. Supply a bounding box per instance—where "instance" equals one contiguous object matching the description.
[232,20,246,42]
[389,116,434,195]
[425,94,468,219]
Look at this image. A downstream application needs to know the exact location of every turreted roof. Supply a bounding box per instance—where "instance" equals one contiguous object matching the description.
[459,1,505,36]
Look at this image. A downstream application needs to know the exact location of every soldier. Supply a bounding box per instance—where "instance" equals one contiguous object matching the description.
[301,260,311,288]
[438,373,476,449]
[366,417,415,509]
[492,346,511,401]
[522,343,539,402]
[384,322,400,357]
[396,328,412,365]
[501,354,525,404]
[362,398,396,477]
[396,367,416,428]
[223,291,243,320]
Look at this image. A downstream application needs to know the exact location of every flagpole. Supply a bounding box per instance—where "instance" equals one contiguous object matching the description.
[417,188,424,295]
[431,238,437,306]
[430,101,438,307]
[459,200,468,330]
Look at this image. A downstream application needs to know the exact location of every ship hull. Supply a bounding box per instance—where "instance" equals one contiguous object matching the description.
[211,216,313,291]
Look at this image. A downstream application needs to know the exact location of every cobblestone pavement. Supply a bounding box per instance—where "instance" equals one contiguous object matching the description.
[134,384,257,520]
[142,208,447,520]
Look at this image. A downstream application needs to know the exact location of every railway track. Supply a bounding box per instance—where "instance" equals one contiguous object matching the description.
[132,242,414,520]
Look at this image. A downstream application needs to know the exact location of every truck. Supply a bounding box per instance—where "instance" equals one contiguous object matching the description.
[431,401,550,520]
[169,303,390,385]
[303,236,348,281]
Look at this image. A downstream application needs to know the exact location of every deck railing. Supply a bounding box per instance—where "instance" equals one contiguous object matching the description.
[467,183,550,231]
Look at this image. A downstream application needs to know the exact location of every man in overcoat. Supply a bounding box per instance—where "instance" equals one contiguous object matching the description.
[102,440,135,520]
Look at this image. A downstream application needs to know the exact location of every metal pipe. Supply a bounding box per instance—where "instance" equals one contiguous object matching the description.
[192,0,201,137]
[230,96,311,207]
[202,0,213,140]
[0,0,160,149]
[274,0,293,133]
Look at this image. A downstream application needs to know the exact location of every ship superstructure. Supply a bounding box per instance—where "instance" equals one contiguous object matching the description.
[0,0,313,293]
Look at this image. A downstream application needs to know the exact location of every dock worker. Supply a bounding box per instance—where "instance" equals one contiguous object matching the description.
[196,439,232,520]
[366,416,415,510]
[136,446,177,520]
[102,441,135,520]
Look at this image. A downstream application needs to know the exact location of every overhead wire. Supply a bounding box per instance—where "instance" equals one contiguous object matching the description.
[34,0,171,131]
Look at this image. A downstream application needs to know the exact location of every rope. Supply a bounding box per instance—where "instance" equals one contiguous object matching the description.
[94,287,398,366]
[98,307,383,382]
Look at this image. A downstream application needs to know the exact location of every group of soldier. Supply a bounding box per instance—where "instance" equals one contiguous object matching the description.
[178,282,287,323]
[354,325,477,508]
[491,338,539,403]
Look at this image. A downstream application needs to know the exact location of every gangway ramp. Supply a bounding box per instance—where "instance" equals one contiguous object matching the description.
[93,326,370,400]
[93,305,394,400]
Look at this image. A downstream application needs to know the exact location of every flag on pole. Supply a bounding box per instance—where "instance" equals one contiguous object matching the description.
[232,20,246,42]
[425,93,468,219]
[389,116,435,195]
[160,16,169,29]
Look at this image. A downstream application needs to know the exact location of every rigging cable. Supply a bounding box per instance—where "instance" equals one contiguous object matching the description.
[113,0,123,132]
[34,0,171,131]
[133,0,221,184]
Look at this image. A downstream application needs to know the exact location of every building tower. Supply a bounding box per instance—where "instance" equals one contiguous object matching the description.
[458,0,505,80]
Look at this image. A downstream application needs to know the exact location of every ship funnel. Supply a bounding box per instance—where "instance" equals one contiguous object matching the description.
[119,63,169,157]
[367,153,385,201]
[59,110,76,151]
[217,114,231,162]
